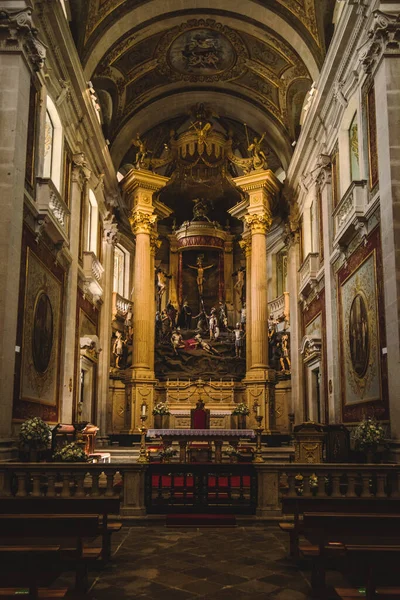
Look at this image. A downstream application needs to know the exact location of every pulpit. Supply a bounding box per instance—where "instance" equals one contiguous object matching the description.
[189,400,211,462]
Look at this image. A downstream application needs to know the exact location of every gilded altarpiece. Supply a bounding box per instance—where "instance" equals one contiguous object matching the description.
[338,227,388,423]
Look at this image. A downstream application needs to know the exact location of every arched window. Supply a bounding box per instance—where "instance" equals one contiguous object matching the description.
[43,96,63,191]
[87,189,98,254]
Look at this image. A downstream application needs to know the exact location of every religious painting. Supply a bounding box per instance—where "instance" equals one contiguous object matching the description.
[168,28,235,75]
[349,112,360,181]
[348,292,369,378]
[366,83,379,190]
[32,292,53,374]
[21,248,62,406]
[339,252,380,407]
[305,313,322,339]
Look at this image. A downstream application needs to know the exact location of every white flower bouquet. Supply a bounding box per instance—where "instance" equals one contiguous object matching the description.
[153,402,171,416]
[159,446,177,460]
[232,402,250,416]
[53,442,88,462]
[19,417,51,450]
[353,417,386,451]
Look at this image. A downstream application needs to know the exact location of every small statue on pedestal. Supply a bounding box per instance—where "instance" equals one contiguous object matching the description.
[233,323,245,358]
[233,266,245,304]
[208,308,220,341]
[112,331,125,369]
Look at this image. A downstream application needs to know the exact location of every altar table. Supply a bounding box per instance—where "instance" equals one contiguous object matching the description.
[147,429,255,463]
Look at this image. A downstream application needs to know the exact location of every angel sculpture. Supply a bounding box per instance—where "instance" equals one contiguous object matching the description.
[189,120,212,151]
[247,132,268,170]
[132,133,151,169]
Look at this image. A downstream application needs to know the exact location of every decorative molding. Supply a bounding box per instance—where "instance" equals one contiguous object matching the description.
[129,211,157,235]
[103,213,119,245]
[244,213,272,235]
[0,6,46,70]
[359,10,400,73]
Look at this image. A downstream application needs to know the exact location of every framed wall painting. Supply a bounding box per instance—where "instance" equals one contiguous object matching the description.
[20,248,63,408]
[338,227,388,423]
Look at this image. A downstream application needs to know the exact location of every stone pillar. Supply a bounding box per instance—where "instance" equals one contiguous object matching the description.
[60,154,90,423]
[233,171,281,433]
[121,170,168,432]
[239,236,252,368]
[361,11,400,440]
[149,231,161,374]
[97,215,118,434]
[286,231,304,425]
[0,4,45,438]
[315,166,339,424]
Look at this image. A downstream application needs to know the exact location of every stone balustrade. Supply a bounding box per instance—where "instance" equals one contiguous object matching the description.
[333,180,368,247]
[268,292,289,323]
[36,177,70,244]
[82,251,104,302]
[112,292,131,320]
[298,252,320,298]
[0,462,399,518]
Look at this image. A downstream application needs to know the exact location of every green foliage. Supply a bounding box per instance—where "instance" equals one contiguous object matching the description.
[232,402,250,416]
[353,417,386,451]
[53,442,88,462]
[19,417,51,450]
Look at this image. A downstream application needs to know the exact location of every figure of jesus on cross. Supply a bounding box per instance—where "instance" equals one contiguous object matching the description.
[187,255,214,297]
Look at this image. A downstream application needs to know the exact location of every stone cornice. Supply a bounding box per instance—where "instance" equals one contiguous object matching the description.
[359,10,400,73]
[0,5,46,71]
[121,168,169,196]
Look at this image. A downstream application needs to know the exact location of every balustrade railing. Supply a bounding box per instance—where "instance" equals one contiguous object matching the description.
[0,462,399,517]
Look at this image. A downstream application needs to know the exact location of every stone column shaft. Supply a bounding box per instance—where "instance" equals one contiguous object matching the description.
[249,225,270,370]
[60,158,89,423]
[0,5,46,436]
[132,229,153,371]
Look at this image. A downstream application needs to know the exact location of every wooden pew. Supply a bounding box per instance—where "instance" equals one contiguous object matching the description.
[280,496,400,559]
[0,546,67,599]
[0,496,121,562]
[0,514,101,592]
[300,512,400,599]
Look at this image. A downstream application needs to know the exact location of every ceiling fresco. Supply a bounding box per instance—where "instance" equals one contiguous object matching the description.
[70,0,335,173]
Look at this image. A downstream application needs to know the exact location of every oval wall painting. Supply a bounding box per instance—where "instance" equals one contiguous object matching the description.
[32,292,53,374]
[349,292,369,378]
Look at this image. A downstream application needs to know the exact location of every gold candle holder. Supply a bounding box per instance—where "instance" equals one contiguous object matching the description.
[137,413,149,464]
[253,414,264,463]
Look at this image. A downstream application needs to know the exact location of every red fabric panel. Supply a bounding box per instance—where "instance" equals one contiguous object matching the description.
[192,410,207,429]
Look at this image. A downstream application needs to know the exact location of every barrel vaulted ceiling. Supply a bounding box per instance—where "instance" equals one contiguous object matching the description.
[70,0,335,172]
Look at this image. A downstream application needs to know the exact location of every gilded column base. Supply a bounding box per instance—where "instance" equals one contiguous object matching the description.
[122,376,157,433]
[243,369,278,434]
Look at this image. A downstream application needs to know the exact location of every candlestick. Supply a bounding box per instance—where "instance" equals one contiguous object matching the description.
[256,404,261,417]
[137,413,149,463]
[253,415,264,463]
[141,403,146,416]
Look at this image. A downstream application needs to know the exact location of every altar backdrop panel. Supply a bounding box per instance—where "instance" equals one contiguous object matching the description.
[338,227,388,423]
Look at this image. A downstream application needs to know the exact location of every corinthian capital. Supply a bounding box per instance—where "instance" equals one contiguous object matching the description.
[239,238,251,257]
[72,153,91,187]
[129,211,157,235]
[359,10,400,73]
[150,232,162,255]
[103,213,119,245]
[244,213,272,235]
[0,6,46,70]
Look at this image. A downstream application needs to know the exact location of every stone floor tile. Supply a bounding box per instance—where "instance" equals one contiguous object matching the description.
[208,571,249,586]
[180,578,224,596]
[235,579,280,594]
[183,566,220,579]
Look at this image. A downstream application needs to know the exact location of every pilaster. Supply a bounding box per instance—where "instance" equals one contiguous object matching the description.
[362,11,400,438]
[0,2,45,437]
[97,214,118,435]
[60,154,90,423]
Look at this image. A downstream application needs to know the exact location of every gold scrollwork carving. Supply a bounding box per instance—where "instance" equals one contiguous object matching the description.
[244,213,272,235]
[129,211,157,235]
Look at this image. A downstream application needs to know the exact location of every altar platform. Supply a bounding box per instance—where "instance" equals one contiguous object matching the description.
[147,428,256,463]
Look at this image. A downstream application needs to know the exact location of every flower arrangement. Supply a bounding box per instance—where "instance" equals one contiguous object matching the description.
[19,417,51,450]
[53,442,88,462]
[159,446,177,460]
[353,417,386,451]
[224,445,240,456]
[153,402,171,416]
[232,402,250,416]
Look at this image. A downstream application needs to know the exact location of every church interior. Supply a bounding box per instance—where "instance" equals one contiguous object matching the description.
[1,0,400,597]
